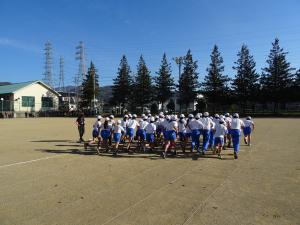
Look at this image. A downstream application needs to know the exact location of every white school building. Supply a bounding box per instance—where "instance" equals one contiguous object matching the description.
[0,80,60,114]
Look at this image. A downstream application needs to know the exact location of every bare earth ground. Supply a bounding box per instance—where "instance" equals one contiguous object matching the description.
[0,118,299,225]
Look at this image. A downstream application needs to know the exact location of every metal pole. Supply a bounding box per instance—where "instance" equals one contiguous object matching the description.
[178,61,182,113]
[1,98,4,115]
[93,73,96,112]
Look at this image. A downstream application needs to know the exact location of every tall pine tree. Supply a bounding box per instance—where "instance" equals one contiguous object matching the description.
[111,55,133,109]
[178,49,199,112]
[294,69,300,87]
[80,61,100,109]
[232,44,260,111]
[154,53,174,111]
[261,38,294,112]
[132,55,153,112]
[202,45,229,112]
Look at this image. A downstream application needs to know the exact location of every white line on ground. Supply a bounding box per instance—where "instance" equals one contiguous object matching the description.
[0,155,62,169]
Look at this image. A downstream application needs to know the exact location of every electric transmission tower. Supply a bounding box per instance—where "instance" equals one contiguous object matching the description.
[58,56,65,92]
[74,41,86,104]
[43,41,54,88]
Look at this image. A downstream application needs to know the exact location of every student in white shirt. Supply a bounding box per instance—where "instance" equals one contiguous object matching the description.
[100,118,112,152]
[156,113,165,139]
[112,120,125,156]
[121,115,128,130]
[137,116,149,152]
[92,115,102,141]
[147,113,152,123]
[185,114,194,141]
[108,115,115,146]
[229,113,245,159]
[243,116,255,146]
[189,113,204,153]
[224,113,232,148]
[162,115,178,159]
[161,115,171,141]
[213,119,228,159]
[201,112,214,155]
[178,114,187,152]
[126,114,139,152]
[145,117,156,152]
[209,114,219,150]
[84,115,102,155]
[121,115,129,143]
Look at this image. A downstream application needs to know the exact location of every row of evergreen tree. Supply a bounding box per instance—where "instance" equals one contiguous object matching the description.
[81,38,300,113]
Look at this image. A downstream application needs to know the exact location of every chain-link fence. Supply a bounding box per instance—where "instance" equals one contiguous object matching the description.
[0,99,300,118]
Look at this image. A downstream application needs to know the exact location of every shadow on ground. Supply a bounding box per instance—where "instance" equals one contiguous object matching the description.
[35,146,235,160]
[31,140,73,143]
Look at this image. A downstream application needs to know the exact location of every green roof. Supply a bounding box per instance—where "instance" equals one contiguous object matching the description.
[0,81,37,94]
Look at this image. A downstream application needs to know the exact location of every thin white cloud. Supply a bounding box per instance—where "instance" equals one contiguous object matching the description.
[0,38,41,53]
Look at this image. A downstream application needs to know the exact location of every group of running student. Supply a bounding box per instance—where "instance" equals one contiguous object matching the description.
[88,112,255,159]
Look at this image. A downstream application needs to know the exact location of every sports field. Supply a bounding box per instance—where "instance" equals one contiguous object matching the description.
[0,118,299,225]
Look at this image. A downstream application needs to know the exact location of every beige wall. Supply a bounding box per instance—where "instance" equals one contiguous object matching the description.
[13,83,59,112]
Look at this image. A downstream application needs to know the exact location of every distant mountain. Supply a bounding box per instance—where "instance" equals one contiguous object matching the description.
[0,82,12,86]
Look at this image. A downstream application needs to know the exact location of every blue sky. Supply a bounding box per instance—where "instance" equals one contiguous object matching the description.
[0,0,300,86]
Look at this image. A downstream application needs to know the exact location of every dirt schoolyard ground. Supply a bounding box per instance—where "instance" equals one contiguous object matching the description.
[0,118,299,225]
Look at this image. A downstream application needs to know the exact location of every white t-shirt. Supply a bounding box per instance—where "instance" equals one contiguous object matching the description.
[211,120,216,129]
[158,118,165,129]
[186,119,193,133]
[139,120,149,129]
[113,125,125,134]
[93,121,102,129]
[213,118,219,125]
[161,120,170,130]
[202,117,213,130]
[108,119,115,127]
[145,123,156,134]
[244,119,254,128]
[189,119,204,130]
[127,119,139,129]
[230,118,245,130]
[121,119,128,129]
[166,121,178,131]
[214,123,228,138]
[178,119,186,133]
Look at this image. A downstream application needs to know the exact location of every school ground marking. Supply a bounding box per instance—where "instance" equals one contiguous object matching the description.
[0,155,63,169]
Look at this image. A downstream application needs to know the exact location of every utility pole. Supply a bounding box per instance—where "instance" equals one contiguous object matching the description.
[93,71,96,112]
[43,41,54,88]
[58,56,65,92]
[75,41,86,108]
[173,56,185,113]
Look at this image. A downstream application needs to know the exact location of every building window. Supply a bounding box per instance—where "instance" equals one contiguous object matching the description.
[42,97,53,107]
[22,96,35,107]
